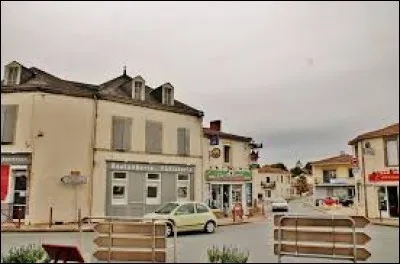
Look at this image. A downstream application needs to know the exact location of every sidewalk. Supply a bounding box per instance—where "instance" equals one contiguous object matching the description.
[217,215,267,226]
[369,218,399,227]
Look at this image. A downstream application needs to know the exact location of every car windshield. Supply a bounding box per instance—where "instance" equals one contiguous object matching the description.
[154,203,179,214]
[273,198,286,203]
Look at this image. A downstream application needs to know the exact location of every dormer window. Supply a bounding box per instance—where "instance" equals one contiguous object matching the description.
[5,66,20,85]
[132,76,145,101]
[162,85,174,106]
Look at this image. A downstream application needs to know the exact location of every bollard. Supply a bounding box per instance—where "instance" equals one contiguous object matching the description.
[232,208,236,222]
[16,208,21,229]
[49,207,53,228]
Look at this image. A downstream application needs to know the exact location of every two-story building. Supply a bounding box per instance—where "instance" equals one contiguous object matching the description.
[254,165,292,201]
[1,61,204,224]
[348,123,399,219]
[311,152,356,206]
[202,120,261,215]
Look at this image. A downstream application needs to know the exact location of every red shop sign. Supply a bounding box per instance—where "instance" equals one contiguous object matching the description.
[1,165,10,201]
[369,170,399,182]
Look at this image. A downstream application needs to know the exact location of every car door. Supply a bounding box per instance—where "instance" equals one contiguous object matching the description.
[173,203,197,231]
[195,203,212,230]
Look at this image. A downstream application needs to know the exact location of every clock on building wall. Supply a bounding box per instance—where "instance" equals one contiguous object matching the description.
[210,148,221,158]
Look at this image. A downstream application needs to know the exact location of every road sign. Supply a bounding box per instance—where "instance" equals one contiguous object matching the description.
[351,157,359,168]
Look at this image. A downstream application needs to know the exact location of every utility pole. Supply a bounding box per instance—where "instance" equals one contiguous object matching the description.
[361,141,369,218]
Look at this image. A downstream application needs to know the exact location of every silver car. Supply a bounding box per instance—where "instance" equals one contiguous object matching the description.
[271,198,289,212]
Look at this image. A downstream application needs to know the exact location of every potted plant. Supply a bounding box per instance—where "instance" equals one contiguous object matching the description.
[207,245,249,263]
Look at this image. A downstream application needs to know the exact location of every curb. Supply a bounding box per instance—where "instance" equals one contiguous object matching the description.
[1,228,94,233]
[370,221,399,228]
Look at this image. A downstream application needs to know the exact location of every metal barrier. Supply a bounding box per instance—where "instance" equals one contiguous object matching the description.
[79,216,178,263]
[274,214,371,263]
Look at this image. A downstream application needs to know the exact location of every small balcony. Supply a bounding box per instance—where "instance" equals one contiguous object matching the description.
[261,181,276,189]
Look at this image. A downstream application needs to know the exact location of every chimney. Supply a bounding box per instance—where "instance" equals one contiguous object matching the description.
[210,120,221,132]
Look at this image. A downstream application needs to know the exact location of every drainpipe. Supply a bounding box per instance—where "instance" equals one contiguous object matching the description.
[361,141,369,218]
[88,94,99,217]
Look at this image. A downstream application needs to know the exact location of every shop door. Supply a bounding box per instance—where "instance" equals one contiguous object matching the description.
[387,186,399,218]
[12,169,28,220]
[378,186,389,218]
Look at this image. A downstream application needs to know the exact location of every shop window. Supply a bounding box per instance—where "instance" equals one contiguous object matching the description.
[177,174,190,201]
[196,203,209,213]
[385,137,399,167]
[111,172,128,205]
[146,173,161,205]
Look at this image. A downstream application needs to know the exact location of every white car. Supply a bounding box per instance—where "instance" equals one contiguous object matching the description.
[271,198,289,212]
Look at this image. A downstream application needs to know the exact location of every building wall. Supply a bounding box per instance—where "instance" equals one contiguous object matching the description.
[1,92,95,223]
[352,136,399,218]
[91,100,203,217]
[253,172,292,201]
[312,164,354,185]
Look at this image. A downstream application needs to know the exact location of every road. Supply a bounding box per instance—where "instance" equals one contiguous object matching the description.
[1,199,399,263]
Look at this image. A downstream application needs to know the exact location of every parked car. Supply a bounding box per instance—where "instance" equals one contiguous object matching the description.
[339,196,354,207]
[271,198,289,212]
[143,201,217,237]
[323,197,337,206]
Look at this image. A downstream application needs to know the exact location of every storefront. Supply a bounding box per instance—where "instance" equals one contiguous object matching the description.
[370,170,399,218]
[205,169,253,215]
[105,161,195,217]
[1,153,31,222]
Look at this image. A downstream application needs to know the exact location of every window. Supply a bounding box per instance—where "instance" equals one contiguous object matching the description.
[322,170,337,183]
[146,121,163,153]
[146,173,161,204]
[177,128,190,156]
[163,87,173,105]
[134,81,142,100]
[385,137,399,167]
[112,116,132,151]
[348,168,354,178]
[7,67,19,85]
[266,176,270,183]
[266,190,271,198]
[111,172,128,205]
[176,203,195,215]
[223,145,231,163]
[177,174,190,201]
[196,203,209,213]
[1,105,18,144]
[281,175,284,183]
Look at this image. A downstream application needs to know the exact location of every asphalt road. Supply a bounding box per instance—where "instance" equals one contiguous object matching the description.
[1,199,399,263]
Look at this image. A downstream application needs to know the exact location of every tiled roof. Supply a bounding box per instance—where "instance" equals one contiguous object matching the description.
[311,154,353,166]
[348,123,399,145]
[258,165,290,174]
[1,62,204,117]
[203,128,252,142]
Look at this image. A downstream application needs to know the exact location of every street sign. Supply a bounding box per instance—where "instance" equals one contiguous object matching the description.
[351,157,359,168]
[274,215,371,262]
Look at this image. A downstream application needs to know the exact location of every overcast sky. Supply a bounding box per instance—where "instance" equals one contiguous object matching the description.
[1,1,399,167]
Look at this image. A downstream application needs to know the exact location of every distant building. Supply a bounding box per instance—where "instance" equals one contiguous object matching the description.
[311,153,356,206]
[348,123,399,219]
[254,165,293,201]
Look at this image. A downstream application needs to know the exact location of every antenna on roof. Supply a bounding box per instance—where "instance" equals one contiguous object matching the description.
[123,65,126,76]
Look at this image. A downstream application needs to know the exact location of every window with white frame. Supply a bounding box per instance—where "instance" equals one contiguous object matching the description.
[111,172,128,205]
[177,174,190,200]
[385,137,399,167]
[7,67,19,85]
[265,189,271,198]
[146,173,161,204]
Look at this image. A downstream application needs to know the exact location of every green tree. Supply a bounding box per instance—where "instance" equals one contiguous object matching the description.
[290,166,303,177]
[295,176,309,195]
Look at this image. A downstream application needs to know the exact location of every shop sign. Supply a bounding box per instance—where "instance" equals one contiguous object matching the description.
[61,171,88,185]
[109,162,195,173]
[206,169,252,180]
[1,154,31,165]
[210,148,221,158]
[368,169,399,182]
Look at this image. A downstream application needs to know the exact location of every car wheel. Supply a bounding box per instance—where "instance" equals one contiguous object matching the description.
[165,223,173,237]
[204,221,216,234]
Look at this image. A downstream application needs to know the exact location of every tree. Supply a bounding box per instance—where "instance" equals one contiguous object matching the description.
[295,176,310,195]
[290,166,303,177]
[270,163,288,171]
[304,162,312,173]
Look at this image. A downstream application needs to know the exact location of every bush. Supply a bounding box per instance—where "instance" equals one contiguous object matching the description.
[207,245,249,263]
[1,244,50,263]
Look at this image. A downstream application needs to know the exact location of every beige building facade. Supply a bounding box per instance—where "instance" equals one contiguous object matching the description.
[349,123,399,219]
[253,166,292,201]
[1,61,204,224]
[311,153,356,206]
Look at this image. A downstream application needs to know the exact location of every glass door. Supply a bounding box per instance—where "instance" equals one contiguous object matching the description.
[12,169,27,220]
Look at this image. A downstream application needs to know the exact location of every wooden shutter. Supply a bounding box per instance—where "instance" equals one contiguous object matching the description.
[112,116,124,150]
[184,128,190,155]
[177,128,185,155]
[1,106,6,142]
[1,105,18,144]
[146,121,162,153]
[122,118,132,151]
[154,122,163,153]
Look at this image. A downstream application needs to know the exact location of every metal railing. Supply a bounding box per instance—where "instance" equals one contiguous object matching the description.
[79,216,178,263]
